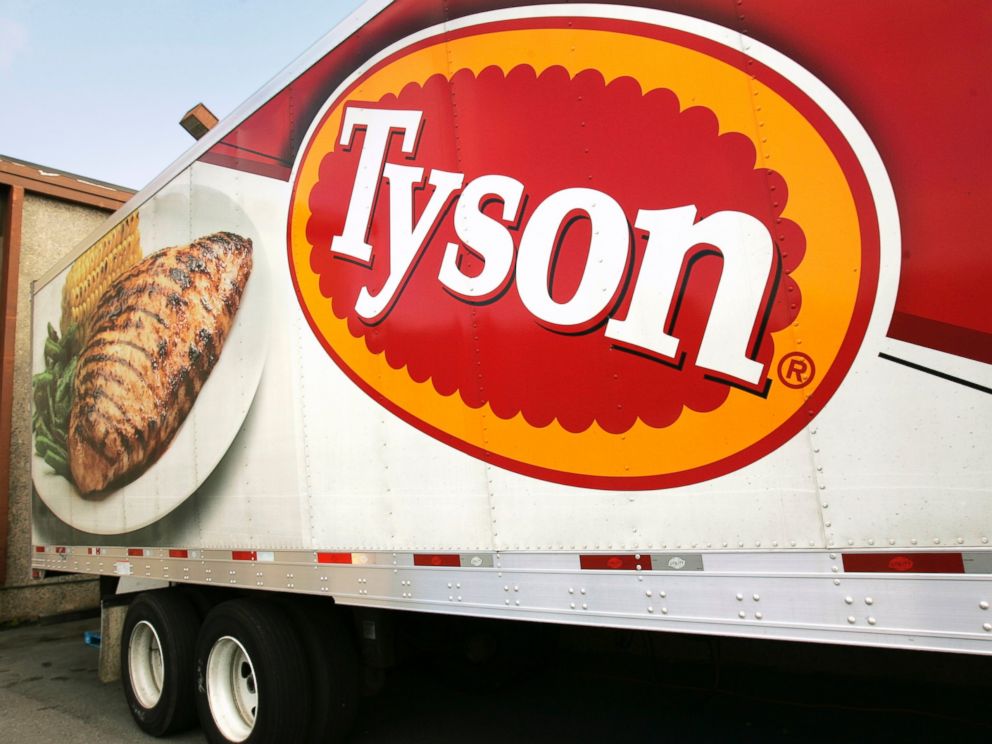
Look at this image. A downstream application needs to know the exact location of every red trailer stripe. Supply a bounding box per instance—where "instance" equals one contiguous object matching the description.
[843,552,964,574]
[34,546,44,553]
[127,548,143,557]
[580,554,653,571]
[168,549,189,558]
[317,552,352,564]
[231,550,257,561]
[413,554,461,567]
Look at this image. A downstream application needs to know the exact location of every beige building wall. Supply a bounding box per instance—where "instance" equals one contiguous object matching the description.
[1,192,113,622]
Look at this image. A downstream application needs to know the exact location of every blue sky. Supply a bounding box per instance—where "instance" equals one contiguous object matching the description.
[0,0,367,189]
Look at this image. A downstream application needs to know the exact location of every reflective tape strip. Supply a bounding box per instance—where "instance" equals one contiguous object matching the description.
[842,552,965,574]
[231,550,257,561]
[168,549,189,558]
[650,553,704,571]
[580,554,653,571]
[462,553,494,568]
[413,554,461,567]
[54,546,67,554]
[317,552,353,564]
[34,546,45,553]
[127,548,144,557]
[964,553,992,574]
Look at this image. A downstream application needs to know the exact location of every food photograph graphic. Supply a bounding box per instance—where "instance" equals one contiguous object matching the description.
[30,168,276,536]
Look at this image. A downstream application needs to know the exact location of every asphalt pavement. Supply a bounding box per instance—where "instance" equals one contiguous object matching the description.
[1,615,989,743]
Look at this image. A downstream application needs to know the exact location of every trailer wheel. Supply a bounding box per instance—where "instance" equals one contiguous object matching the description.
[281,600,360,742]
[121,589,200,736]
[195,599,311,744]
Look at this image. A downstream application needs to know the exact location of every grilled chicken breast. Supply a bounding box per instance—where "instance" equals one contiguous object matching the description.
[68,232,252,494]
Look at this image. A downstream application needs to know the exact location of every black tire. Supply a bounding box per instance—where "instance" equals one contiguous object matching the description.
[281,599,360,742]
[120,589,200,736]
[195,598,311,744]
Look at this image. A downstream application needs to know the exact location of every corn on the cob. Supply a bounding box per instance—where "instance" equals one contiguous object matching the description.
[60,212,142,340]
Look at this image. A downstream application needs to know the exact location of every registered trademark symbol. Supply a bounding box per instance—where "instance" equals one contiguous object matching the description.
[777,352,816,389]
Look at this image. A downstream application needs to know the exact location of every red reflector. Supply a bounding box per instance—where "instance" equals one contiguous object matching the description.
[34,546,45,553]
[580,554,653,571]
[168,549,189,558]
[413,554,460,567]
[127,548,143,557]
[317,552,352,565]
[843,552,964,574]
[232,550,257,561]
[54,546,67,554]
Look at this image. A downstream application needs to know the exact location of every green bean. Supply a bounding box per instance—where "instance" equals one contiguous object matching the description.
[35,433,63,459]
[55,361,75,406]
[33,369,54,388]
[46,383,57,430]
[43,449,70,479]
[44,337,62,366]
[34,413,52,440]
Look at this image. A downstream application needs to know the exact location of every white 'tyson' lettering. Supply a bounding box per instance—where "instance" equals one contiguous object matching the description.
[327,107,776,386]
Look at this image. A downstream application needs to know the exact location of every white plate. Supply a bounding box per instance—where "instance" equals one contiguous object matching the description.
[32,181,271,535]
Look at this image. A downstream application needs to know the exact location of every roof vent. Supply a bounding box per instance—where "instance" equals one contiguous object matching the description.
[180,103,219,140]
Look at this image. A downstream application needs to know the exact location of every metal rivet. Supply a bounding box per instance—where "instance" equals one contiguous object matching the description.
[984,623,992,632]
[847,616,856,624]
[845,596,854,605]
[867,617,877,626]
[661,608,668,615]
[660,591,666,598]
[752,594,760,602]
[736,593,744,601]
[646,590,652,597]
[865,597,874,606]
[980,601,989,610]
[755,612,763,620]
[648,606,654,613]
[738,611,746,619]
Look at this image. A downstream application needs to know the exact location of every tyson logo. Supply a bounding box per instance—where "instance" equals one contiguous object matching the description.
[288,8,897,490]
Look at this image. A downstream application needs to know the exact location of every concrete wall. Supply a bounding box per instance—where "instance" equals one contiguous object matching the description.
[1,193,111,623]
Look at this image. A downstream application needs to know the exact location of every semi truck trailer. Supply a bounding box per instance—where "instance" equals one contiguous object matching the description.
[28,1,990,741]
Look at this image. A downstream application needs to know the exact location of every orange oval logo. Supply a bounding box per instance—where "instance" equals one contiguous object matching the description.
[288,9,896,490]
